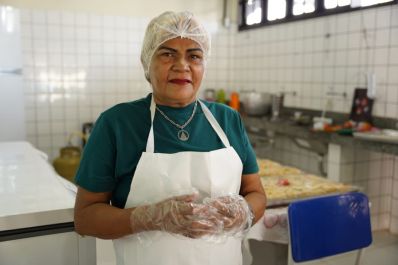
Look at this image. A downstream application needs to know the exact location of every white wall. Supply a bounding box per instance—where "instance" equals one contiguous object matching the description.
[230,5,398,118]
[0,0,224,22]
[17,2,231,158]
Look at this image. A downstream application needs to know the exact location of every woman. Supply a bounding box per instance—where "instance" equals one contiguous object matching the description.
[74,11,266,265]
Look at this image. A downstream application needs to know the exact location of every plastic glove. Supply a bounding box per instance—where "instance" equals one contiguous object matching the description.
[264,213,279,228]
[203,195,254,238]
[130,194,223,239]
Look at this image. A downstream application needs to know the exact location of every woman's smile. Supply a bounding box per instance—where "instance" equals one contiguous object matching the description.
[168,79,192,85]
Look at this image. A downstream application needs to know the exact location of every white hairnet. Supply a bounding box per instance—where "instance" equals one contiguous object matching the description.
[141,11,211,81]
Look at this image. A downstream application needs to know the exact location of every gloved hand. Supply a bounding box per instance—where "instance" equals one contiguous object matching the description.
[263,208,288,229]
[203,195,254,238]
[130,194,223,238]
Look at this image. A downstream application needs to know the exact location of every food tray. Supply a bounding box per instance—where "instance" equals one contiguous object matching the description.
[261,174,358,207]
[257,159,302,177]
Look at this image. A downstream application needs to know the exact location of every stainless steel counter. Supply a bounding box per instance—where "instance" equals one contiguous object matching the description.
[243,116,398,156]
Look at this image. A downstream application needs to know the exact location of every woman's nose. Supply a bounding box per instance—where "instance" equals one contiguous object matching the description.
[172,57,190,72]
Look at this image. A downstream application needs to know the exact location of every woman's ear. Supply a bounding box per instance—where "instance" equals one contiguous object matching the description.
[145,72,151,83]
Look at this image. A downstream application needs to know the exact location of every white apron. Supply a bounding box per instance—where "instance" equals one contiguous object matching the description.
[113,96,244,265]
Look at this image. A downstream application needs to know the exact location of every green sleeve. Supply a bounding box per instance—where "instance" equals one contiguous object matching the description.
[74,113,117,192]
[237,113,259,175]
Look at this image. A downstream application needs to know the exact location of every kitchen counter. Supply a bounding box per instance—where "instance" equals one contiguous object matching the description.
[0,141,95,265]
[243,116,398,156]
[0,141,76,234]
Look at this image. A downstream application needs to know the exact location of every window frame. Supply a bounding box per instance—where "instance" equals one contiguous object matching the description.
[238,0,398,31]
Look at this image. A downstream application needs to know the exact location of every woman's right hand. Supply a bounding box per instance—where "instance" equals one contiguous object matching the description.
[130,194,223,238]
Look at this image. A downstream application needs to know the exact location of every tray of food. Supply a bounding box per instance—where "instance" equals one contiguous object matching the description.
[261,174,356,207]
[257,159,302,177]
[257,159,357,207]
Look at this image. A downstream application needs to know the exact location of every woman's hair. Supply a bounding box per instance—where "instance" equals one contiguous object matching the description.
[140,11,211,82]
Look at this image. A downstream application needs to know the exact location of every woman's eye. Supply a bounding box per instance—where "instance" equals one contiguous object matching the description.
[190,54,203,61]
[162,52,174,57]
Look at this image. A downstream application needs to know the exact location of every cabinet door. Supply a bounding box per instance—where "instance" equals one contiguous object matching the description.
[0,232,85,265]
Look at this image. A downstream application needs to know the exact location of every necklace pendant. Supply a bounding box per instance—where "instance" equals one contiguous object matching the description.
[178,129,189,141]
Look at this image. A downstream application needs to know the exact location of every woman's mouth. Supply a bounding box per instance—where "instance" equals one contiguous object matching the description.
[169,79,192,85]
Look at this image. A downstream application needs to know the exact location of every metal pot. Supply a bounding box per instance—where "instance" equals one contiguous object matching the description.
[241,91,272,116]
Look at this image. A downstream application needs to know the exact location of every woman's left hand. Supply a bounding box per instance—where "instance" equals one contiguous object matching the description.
[204,195,253,237]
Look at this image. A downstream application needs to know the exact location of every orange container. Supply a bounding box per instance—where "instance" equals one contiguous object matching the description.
[229,92,240,111]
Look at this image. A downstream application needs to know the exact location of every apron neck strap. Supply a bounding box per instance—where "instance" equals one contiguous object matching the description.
[198,100,230,148]
[146,95,231,152]
[146,94,156,152]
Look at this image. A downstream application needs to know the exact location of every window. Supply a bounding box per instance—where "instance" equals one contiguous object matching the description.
[293,0,316,16]
[267,0,287,21]
[245,0,262,25]
[239,0,397,30]
[324,0,351,9]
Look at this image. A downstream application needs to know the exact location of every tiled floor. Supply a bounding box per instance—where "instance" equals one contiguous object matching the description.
[297,230,398,265]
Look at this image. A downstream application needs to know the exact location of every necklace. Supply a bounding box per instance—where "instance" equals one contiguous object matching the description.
[155,100,198,141]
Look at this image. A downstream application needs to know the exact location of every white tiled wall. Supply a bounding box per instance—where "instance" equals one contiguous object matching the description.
[230,5,398,118]
[21,10,152,158]
[326,145,397,231]
[20,9,231,160]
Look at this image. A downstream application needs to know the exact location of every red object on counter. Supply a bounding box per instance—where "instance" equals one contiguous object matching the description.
[277,178,290,186]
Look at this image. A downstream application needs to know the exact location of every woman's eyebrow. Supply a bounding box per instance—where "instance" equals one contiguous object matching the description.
[157,46,177,52]
[187,48,203,53]
[157,46,203,53]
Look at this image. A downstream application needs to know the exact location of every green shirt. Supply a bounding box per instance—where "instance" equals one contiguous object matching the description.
[75,94,258,208]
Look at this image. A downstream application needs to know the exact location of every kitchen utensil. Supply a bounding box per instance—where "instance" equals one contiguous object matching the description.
[240,91,272,116]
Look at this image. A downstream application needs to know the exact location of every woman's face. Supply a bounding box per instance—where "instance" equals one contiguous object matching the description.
[149,38,205,107]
